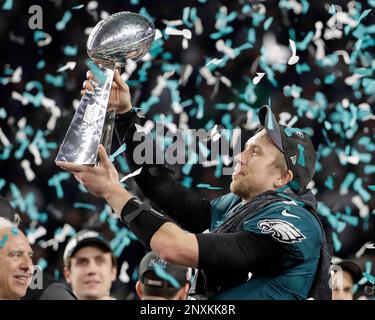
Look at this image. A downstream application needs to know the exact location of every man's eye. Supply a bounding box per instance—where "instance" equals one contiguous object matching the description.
[77,260,88,266]
[10,252,21,258]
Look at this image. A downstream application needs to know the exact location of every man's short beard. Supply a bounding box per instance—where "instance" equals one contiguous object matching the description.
[230,180,251,200]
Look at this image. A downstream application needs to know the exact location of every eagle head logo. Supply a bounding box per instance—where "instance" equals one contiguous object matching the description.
[257,219,306,243]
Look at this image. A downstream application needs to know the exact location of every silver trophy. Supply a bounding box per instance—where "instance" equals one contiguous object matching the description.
[55,12,155,164]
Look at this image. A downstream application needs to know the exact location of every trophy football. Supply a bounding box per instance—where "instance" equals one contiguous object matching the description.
[55,12,155,164]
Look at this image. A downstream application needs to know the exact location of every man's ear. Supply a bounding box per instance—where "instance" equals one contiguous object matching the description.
[135,281,143,299]
[63,266,71,284]
[274,169,293,188]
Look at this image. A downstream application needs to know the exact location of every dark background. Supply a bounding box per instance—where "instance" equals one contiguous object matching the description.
[0,0,374,299]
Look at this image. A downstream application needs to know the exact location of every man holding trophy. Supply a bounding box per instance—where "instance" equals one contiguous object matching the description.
[57,11,330,300]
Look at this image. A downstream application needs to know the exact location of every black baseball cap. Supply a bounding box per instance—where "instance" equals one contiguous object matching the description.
[0,196,20,225]
[63,229,112,266]
[138,251,191,289]
[258,105,317,191]
[336,260,363,283]
[0,196,16,220]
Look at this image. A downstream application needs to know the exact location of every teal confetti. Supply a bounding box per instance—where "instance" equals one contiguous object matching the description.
[0,145,12,160]
[34,31,50,45]
[221,114,233,130]
[324,74,336,85]
[11,227,19,236]
[131,267,139,283]
[182,176,193,188]
[296,63,311,74]
[2,0,13,10]
[296,31,314,51]
[116,156,129,173]
[324,176,334,190]
[196,183,222,190]
[45,73,65,87]
[73,203,97,211]
[110,143,127,162]
[138,7,155,23]
[139,96,160,114]
[113,234,131,257]
[54,269,60,281]
[37,60,46,69]
[353,178,371,202]
[154,264,180,289]
[63,45,78,56]
[263,17,273,31]
[37,258,48,271]
[214,156,223,178]
[48,172,71,199]
[297,144,305,167]
[332,232,342,252]
[86,60,106,84]
[72,4,84,10]
[56,11,72,31]
[0,178,6,191]
[369,186,375,191]
[0,234,9,248]
[338,214,359,227]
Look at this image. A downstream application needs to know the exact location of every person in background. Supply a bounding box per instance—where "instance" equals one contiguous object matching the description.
[0,217,34,300]
[331,259,362,300]
[0,196,77,300]
[63,229,117,300]
[136,251,191,300]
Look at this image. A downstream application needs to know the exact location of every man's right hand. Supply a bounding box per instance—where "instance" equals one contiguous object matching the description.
[81,69,132,115]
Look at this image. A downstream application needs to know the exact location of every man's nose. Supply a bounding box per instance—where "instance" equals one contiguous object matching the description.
[234,152,243,164]
[86,260,98,275]
[19,256,33,272]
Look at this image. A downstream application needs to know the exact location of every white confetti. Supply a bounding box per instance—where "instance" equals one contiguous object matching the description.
[41,96,61,130]
[165,26,192,39]
[28,144,42,166]
[220,76,231,87]
[355,241,375,258]
[161,19,183,27]
[335,50,351,64]
[120,167,143,183]
[216,39,236,59]
[135,120,154,136]
[20,159,36,181]
[253,72,265,85]
[27,226,47,245]
[179,64,193,86]
[11,91,28,105]
[206,58,224,67]
[57,61,76,72]
[199,66,216,85]
[119,261,130,283]
[351,195,369,218]
[0,127,10,146]
[344,74,364,86]
[287,39,299,65]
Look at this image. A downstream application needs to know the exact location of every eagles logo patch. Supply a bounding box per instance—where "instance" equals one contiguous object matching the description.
[257,219,306,243]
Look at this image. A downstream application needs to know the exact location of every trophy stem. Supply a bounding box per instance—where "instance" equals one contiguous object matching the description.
[55,64,115,165]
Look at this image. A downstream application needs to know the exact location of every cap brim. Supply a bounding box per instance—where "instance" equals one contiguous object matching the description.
[65,238,112,265]
[258,105,284,153]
